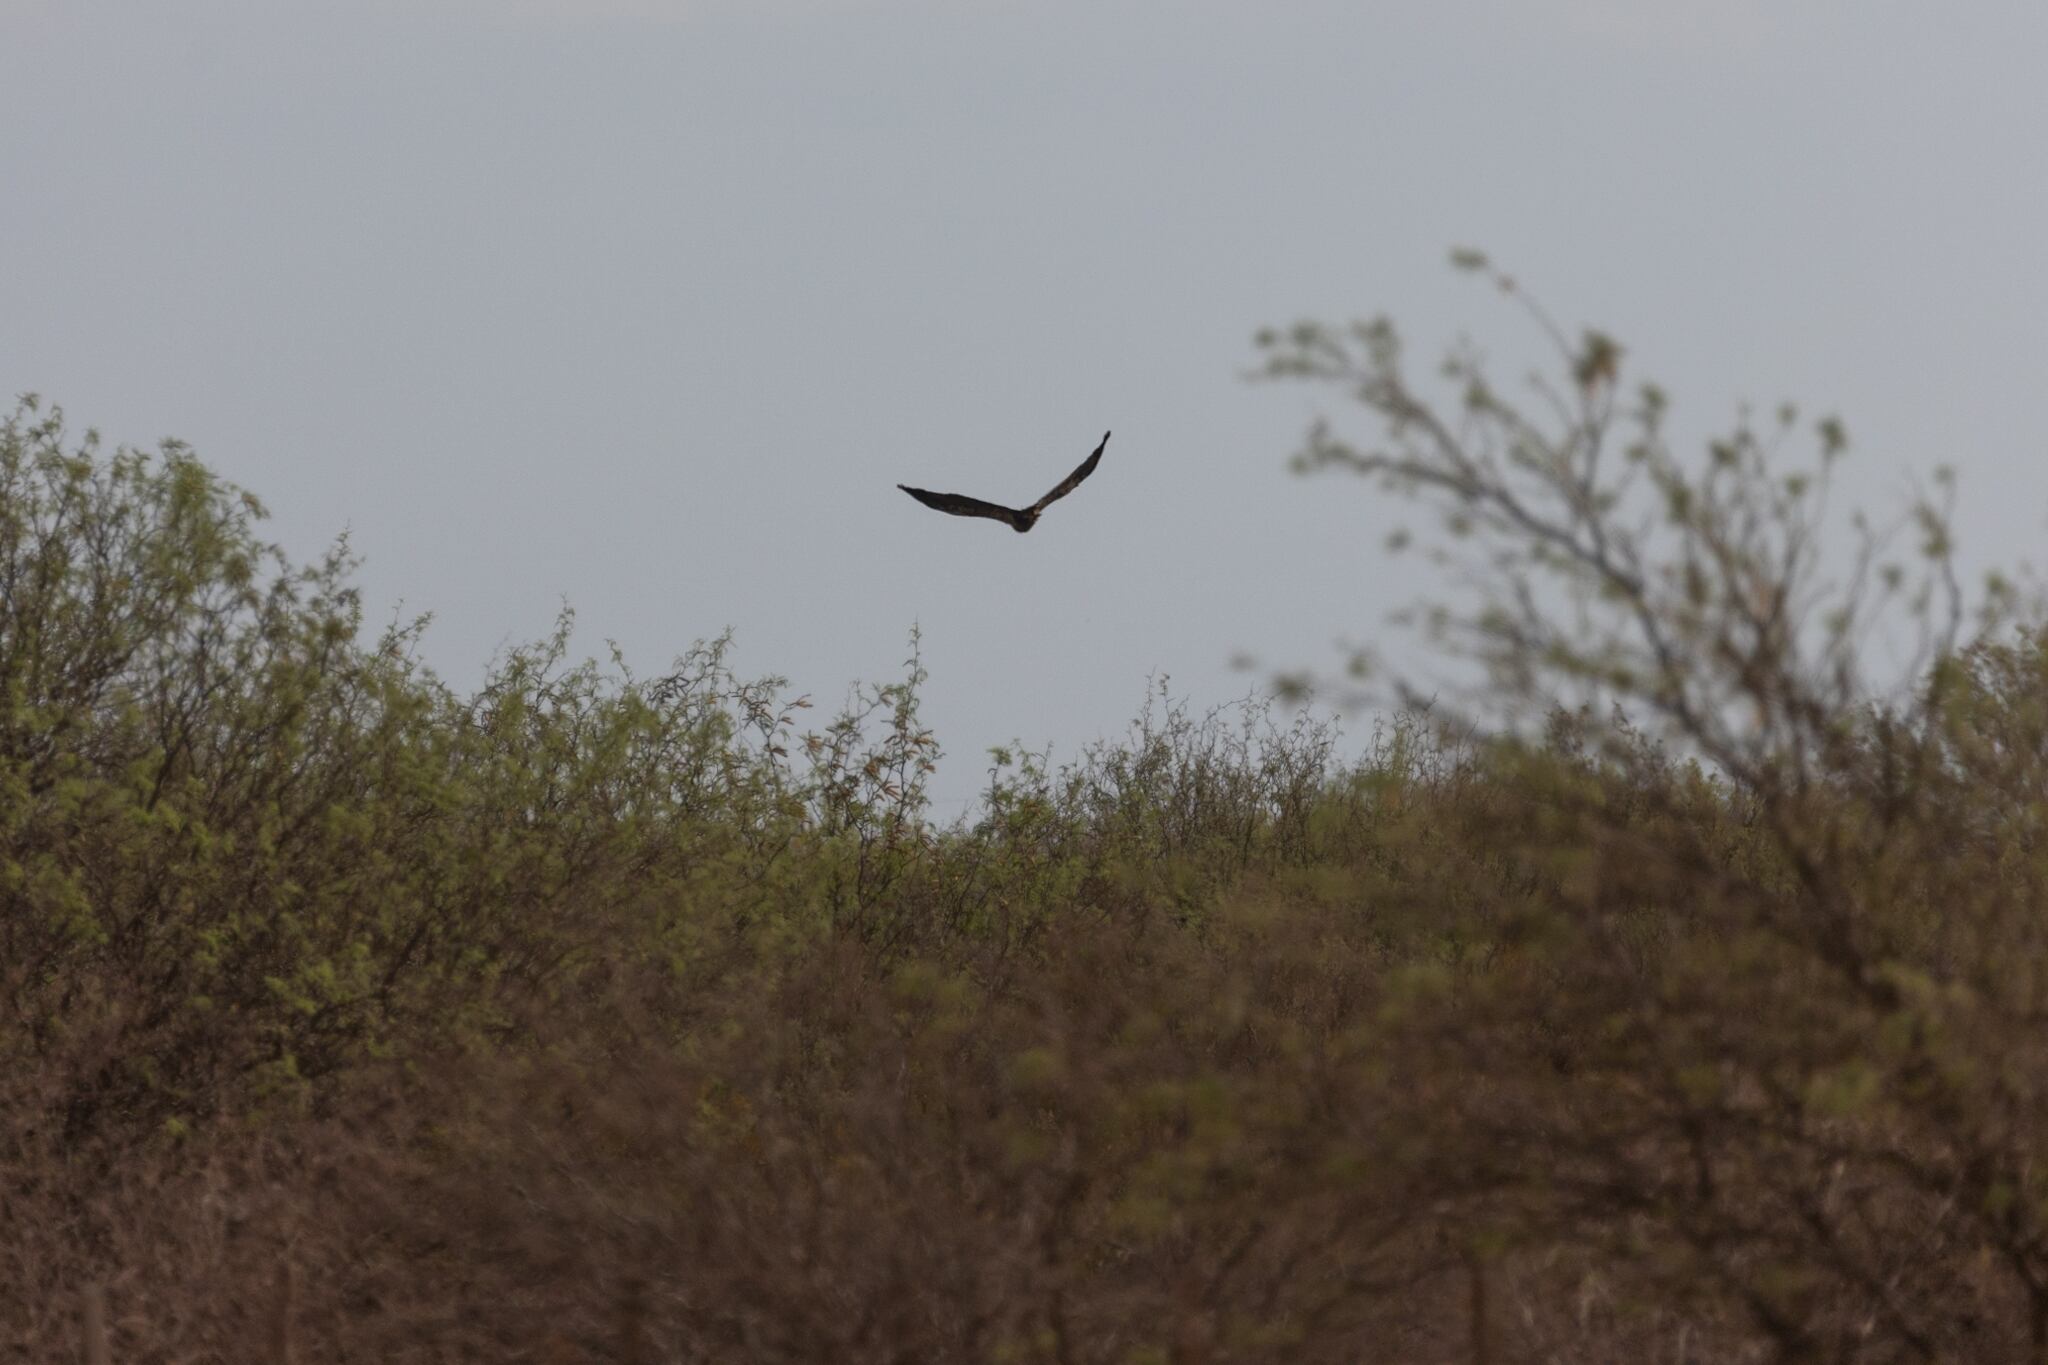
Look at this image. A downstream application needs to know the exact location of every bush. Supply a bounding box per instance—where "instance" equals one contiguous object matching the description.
[7,247,2048,1365]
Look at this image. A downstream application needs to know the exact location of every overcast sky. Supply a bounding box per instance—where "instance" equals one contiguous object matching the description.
[5,0,2045,811]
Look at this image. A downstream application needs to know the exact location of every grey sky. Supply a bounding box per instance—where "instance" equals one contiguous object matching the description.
[6,0,2045,811]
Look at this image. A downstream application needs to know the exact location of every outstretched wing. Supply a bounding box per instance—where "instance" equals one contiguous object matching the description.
[1028,430,1111,515]
[898,485,1025,527]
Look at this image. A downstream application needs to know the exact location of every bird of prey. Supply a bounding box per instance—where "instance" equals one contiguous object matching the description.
[898,431,1110,534]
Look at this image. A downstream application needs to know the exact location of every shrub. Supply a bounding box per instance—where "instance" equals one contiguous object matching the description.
[9,243,2048,1363]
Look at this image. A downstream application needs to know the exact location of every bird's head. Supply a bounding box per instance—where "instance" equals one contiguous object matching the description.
[1011,510,1039,533]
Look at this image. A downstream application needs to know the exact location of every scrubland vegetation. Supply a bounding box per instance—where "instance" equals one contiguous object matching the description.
[9,269,2048,1361]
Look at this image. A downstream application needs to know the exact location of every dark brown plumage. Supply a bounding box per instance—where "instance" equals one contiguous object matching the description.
[898,431,1110,533]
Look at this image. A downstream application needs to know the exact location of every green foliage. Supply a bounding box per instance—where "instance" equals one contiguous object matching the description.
[1254,260,2048,1358]
[1,399,850,1134]
[7,254,2048,1365]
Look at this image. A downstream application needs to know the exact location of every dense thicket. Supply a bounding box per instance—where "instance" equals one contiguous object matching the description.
[7,271,2047,1364]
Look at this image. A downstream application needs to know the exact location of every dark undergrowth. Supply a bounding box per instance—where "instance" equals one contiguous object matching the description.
[8,268,2048,1363]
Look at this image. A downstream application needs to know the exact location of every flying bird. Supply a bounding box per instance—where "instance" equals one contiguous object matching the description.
[898,431,1110,533]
